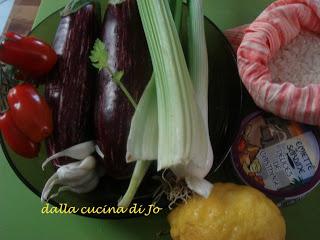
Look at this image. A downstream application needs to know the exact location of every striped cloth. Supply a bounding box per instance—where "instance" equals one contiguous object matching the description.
[227,0,320,126]
[224,24,248,52]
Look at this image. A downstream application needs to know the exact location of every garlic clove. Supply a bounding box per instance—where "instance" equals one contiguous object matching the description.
[41,156,101,203]
[42,141,96,170]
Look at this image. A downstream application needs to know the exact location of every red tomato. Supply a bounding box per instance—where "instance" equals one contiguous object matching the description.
[0,111,39,158]
[7,83,53,143]
[0,32,57,78]
[5,32,23,41]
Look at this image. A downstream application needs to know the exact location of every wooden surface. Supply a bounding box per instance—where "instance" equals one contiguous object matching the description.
[5,0,41,34]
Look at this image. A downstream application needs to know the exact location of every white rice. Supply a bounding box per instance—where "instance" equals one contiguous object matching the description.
[269,31,320,87]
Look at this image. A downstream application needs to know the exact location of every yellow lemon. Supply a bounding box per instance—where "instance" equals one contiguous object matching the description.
[168,183,286,240]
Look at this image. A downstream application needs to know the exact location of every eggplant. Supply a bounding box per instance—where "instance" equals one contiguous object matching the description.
[45,3,99,166]
[95,0,152,179]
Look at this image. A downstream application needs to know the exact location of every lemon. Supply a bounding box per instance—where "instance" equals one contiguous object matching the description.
[168,183,286,240]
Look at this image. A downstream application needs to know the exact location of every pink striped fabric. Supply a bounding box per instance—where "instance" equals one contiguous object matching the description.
[231,0,320,126]
[224,24,248,51]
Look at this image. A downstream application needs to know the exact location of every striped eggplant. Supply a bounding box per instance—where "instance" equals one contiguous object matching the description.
[95,0,152,179]
[45,2,99,166]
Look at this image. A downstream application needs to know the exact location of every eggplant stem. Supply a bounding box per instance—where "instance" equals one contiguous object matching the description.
[61,0,94,17]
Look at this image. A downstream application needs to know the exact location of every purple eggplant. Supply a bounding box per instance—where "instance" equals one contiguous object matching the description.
[95,0,152,179]
[45,3,99,166]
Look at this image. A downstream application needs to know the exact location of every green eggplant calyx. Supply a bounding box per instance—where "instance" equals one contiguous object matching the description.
[61,0,96,17]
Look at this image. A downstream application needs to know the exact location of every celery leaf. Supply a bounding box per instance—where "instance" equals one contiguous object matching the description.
[90,39,108,71]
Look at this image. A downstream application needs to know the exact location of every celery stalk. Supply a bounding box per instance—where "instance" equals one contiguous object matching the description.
[119,0,184,208]
[188,0,209,121]
[117,160,152,207]
[126,0,183,163]
[120,0,213,207]
[171,0,183,31]
[172,0,213,197]
[126,77,158,162]
[137,0,208,170]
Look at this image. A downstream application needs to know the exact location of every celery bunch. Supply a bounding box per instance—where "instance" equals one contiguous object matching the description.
[119,0,213,207]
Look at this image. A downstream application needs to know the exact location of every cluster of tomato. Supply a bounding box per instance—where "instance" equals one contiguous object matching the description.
[0,32,57,158]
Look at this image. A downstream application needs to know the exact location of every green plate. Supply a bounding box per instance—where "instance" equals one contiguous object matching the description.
[1,5,243,219]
